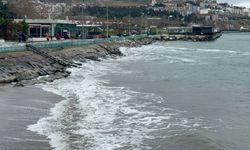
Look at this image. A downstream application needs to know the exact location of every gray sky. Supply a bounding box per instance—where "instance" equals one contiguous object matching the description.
[218,0,248,5]
[218,0,250,7]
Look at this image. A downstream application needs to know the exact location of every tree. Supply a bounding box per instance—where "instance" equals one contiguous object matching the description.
[22,19,28,35]
[0,16,7,38]
[7,0,39,19]
[0,0,27,40]
[0,0,16,19]
[0,0,8,39]
[0,0,7,18]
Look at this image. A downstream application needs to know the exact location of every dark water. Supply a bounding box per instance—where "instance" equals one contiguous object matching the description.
[30,33,250,150]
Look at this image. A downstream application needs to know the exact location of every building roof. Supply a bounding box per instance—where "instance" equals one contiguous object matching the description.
[14,19,76,25]
[76,24,103,27]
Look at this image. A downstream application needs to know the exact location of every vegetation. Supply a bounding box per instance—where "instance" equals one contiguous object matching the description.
[184,14,199,23]
[0,0,8,39]
[0,1,9,18]
[0,0,27,40]
[72,6,182,20]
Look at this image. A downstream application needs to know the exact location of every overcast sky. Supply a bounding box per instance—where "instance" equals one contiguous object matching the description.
[218,0,250,7]
[218,0,248,5]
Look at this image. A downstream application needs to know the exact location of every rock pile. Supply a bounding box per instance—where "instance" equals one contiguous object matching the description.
[0,38,153,85]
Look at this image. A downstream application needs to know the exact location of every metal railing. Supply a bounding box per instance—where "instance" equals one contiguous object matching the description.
[0,34,148,53]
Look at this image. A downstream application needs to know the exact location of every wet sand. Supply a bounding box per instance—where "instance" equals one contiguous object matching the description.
[0,85,62,150]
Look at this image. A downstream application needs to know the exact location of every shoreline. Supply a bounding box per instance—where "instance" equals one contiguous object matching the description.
[0,37,154,85]
[0,85,63,150]
[0,37,154,150]
[1,34,248,150]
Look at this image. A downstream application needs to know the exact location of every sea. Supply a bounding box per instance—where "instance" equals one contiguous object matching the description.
[28,33,250,150]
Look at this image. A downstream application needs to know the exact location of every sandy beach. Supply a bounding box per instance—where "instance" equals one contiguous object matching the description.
[0,85,62,150]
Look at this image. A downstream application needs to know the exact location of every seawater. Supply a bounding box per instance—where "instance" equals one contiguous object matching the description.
[29,33,250,150]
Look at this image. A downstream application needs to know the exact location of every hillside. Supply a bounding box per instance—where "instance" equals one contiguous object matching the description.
[38,0,151,6]
[84,0,151,7]
[5,0,153,18]
[6,0,151,6]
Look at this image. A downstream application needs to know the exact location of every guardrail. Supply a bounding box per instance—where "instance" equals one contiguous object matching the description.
[0,43,26,53]
[0,34,148,53]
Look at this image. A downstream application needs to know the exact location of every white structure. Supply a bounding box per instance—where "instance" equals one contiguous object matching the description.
[151,0,157,6]
[200,8,211,15]
[186,2,199,15]
[14,18,104,41]
[243,8,250,16]
[2,0,7,4]
[227,6,245,15]
[14,18,76,38]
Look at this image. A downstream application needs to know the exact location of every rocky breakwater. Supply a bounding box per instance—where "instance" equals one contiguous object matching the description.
[0,38,154,85]
[154,32,222,41]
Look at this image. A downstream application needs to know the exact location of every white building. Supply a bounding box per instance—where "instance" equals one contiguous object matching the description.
[243,8,250,16]
[14,18,103,41]
[14,19,76,38]
[151,0,157,6]
[186,2,199,15]
[227,6,245,16]
[200,8,211,15]
[2,0,7,4]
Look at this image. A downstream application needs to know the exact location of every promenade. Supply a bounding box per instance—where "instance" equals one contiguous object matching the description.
[0,35,147,53]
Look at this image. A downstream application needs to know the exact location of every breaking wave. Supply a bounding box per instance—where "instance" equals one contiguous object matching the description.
[28,45,211,150]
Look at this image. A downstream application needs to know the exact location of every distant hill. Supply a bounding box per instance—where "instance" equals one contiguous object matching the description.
[37,0,152,6]
[84,0,151,6]
[6,0,152,6]
[4,0,157,18]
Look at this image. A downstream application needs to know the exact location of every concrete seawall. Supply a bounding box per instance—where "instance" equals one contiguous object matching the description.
[0,38,154,85]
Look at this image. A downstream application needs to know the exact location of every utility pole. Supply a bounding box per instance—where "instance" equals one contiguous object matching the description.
[129,4,131,36]
[106,5,109,38]
[141,12,144,34]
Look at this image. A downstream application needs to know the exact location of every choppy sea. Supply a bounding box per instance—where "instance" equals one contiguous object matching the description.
[29,33,250,150]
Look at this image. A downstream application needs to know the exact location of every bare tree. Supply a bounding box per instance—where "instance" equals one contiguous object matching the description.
[8,0,40,18]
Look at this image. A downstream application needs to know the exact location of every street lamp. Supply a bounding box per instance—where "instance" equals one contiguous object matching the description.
[141,12,144,34]
[129,0,131,36]
[81,0,84,39]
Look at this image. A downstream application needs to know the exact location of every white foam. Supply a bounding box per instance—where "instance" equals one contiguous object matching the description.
[165,46,189,50]
[150,44,238,55]
[164,46,237,54]
[36,75,49,80]
[196,48,237,53]
[28,47,208,149]
[10,105,48,112]
[2,137,49,143]
[120,45,196,64]
[240,52,250,56]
